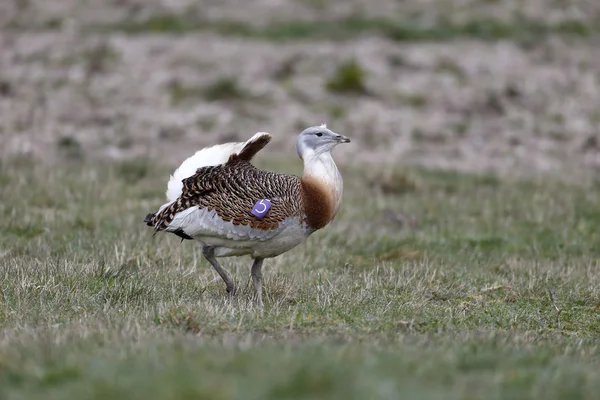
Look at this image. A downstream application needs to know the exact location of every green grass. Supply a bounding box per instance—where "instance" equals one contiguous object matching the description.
[325,59,368,95]
[99,15,598,42]
[1,157,600,399]
[169,78,248,105]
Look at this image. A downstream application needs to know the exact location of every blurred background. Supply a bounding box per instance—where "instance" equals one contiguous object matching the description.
[0,0,599,176]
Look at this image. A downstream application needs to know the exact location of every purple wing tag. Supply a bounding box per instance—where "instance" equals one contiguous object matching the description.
[251,199,271,218]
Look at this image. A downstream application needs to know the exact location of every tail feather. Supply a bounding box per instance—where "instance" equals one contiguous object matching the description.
[144,212,155,226]
[231,132,272,162]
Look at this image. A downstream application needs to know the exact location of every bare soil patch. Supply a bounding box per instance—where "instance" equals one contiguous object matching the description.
[1,1,599,179]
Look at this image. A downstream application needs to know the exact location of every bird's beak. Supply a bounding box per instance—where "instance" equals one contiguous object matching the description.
[334,134,351,143]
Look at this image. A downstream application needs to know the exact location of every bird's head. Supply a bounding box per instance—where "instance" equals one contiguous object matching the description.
[296,124,351,160]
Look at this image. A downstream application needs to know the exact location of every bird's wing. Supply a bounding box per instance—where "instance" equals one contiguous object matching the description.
[165,132,271,202]
[151,158,304,241]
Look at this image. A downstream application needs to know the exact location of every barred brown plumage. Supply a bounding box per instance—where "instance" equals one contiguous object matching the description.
[148,157,305,232]
[144,126,351,307]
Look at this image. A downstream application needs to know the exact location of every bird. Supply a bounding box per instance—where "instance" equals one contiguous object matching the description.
[144,124,351,306]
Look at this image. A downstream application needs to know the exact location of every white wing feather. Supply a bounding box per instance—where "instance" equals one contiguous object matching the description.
[165,132,270,202]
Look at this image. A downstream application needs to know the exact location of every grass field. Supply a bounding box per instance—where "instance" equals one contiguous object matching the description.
[1,156,600,399]
[2,0,600,398]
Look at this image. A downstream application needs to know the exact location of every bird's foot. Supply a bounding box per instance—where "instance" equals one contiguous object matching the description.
[226,284,238,296]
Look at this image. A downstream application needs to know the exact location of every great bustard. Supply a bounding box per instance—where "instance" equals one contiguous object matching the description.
[144,125,351,306]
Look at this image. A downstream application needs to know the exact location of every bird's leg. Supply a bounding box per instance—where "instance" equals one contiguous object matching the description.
[251,258,264,307]
[202,246,236,295]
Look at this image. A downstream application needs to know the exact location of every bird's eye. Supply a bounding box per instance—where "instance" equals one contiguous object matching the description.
[316,132,323,137]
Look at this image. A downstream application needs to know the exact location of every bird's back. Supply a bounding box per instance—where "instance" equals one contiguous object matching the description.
[145,155,311,257]
[156,158,303,230]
